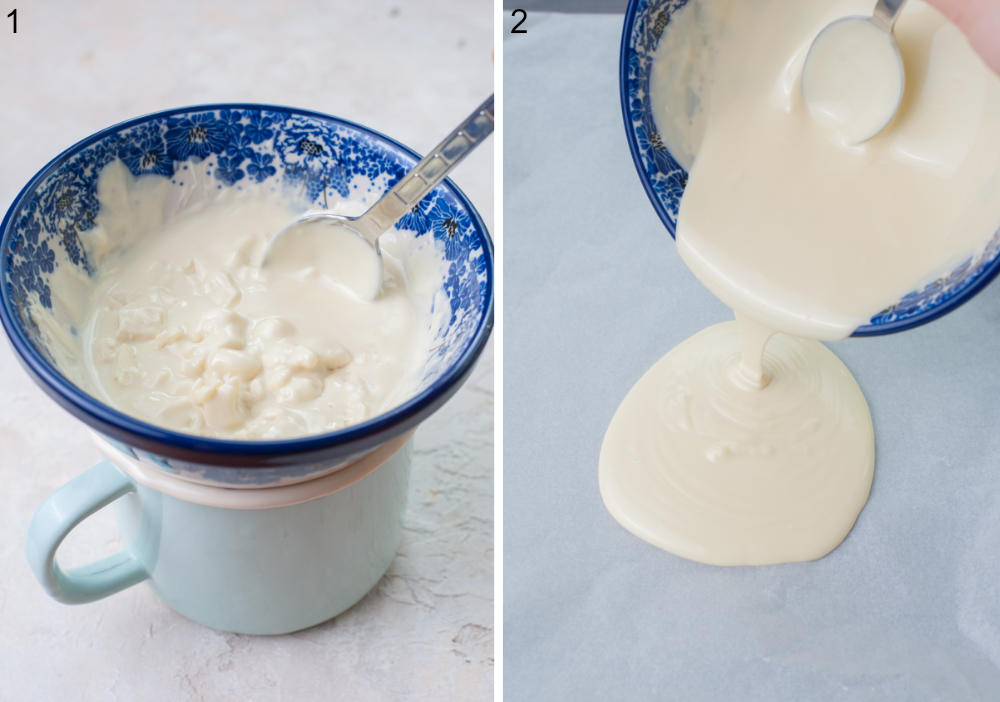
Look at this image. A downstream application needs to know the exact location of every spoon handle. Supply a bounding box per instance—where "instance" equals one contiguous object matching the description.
[360,95,495,240]
[872,0,907,31]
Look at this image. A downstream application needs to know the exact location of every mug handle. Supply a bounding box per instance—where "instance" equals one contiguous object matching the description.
[25,460,149,604]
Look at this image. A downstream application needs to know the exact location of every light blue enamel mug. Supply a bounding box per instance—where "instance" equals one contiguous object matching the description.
[2,105,494,634]
[26,433,412,635]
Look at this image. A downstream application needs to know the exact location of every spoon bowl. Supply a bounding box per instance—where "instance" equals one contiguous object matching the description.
[264,213,384,301]
[263,95,494,301]
[801,1,907,145]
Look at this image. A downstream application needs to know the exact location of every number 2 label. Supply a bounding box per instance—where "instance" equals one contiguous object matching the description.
[511,9,527,34]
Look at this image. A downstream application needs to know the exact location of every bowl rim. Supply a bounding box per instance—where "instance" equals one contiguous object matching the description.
[0,102,494,459]
[618,0,1000,337]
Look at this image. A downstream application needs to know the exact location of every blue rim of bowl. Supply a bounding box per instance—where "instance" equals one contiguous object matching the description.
[0,103,494,461]
[618,0,1000,337]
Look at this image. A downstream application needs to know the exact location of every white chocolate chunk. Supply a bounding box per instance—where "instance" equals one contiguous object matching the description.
[93,337,117,362]
[208,348,262,381]
[225,237,257,268]
[253,317,295,340]
[205,271,241,308]
[196,308,248,349]
[116,305,165,341]
[278,375,324,403]
[264,364,292,390]
[180,349,206,378]
[105,287,131,309]
[156,399,202,431]
[152,369,172,388]
[114,345,139,386]
[202,378,245,430]
[319,345,352,370]
[190,377,220,404]
[154,327,185,349]
[286,345,319,370]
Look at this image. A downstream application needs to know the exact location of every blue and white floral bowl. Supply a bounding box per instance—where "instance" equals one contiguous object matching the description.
[0,104,493,485]
[620,0,1000,335]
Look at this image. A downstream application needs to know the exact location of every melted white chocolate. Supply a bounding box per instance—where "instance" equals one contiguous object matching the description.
[81,163,446,440]
[600,321,874,566]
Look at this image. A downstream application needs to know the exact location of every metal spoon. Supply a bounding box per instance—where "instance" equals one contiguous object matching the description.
[801,0,908,145]
[262,95,495,301]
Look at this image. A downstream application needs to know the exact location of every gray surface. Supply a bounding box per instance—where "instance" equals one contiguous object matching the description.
[503,1,626,12]
[503,13,1000,701]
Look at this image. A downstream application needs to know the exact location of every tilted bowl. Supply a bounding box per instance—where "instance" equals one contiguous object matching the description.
[620,0,1000,335]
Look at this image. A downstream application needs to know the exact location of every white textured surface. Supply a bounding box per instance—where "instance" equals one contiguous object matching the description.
[0,2,493,700]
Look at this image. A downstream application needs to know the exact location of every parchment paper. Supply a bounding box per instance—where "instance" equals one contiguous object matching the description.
[503,12,1000,701]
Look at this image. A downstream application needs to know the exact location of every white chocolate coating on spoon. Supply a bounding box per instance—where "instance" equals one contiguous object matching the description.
[802,16,904,146]
[264,217,384,302]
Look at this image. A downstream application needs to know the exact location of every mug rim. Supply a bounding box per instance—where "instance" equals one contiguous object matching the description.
[0,102,494,463]
[618,0,1000,337]
[92,430,414,509]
